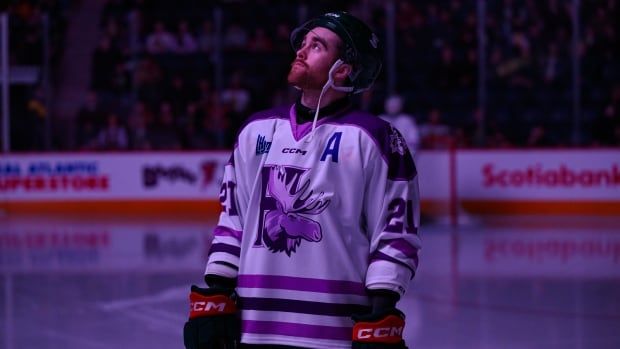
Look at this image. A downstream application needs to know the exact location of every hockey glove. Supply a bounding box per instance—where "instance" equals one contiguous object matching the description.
[183,285,240,349]
[352,308,408,349]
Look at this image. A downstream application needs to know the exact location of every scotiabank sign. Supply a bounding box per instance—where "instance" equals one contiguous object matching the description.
[458,150,620,200]
[483,163,620,188]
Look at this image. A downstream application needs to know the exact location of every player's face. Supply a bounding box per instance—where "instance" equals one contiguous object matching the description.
[287,27,342,90]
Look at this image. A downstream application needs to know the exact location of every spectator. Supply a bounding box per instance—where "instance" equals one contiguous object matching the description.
[430,45,460,93]
[135,56,164,108]
[459,48,477,89]
[167,75,192,116]
[221,71,250,113]
[463,108,488,148]
[203,95,231,149]
[103,17,126,51]
[272,22,292,53]
[220,70,251,131]
[175,20,198,54]
[198,19,216,54]
[10,4,44,65]
[420,108,452,149]
[91,35,122,91]
[248,28,273,52]
[526,124,553,147]
[540,43,563,87]
[25,87,47,150]
[101,0,130,28]
[379,95,421,154]
[145,21,176,54]
[223,23,248,50]
[76,91,106,149]
[180,103,210,149]
[128,112,152,150]
[96,113,129,150]
[110,62,132,95]
[127,101,154,150]
[196,78,213,105]
[592,86,620,146]
[148,102,182,150]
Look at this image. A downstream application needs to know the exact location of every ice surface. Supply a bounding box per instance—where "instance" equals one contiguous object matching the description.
[1,215,619,348]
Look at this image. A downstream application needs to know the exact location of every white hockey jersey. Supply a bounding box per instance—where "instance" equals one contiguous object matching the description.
[205,104,421,348]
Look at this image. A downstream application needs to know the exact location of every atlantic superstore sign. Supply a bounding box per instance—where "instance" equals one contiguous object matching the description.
[0,152,230,200]
[0,158,109,193]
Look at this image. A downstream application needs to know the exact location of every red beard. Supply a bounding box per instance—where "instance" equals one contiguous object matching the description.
[287,61,326,90]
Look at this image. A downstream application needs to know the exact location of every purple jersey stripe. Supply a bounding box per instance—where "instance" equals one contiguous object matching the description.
[227,153,234,166]
[326,112,417,181]
[370,251,416,278]
[208,243,240,257]
[384,239,420,257]
[238,106,289,136]
[238,275,366,296]
[242,320,351,341]
[240,297,370,316]
[213,261,239,271]
[213,225,242,241]
[288,105,312,141]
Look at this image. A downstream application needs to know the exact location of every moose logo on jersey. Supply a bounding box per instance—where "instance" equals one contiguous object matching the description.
[389,126,408,155]
[254,165,331,256]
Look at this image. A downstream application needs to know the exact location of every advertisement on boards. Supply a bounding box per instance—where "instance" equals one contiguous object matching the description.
[0,153,230,201]
[458,150,620,200]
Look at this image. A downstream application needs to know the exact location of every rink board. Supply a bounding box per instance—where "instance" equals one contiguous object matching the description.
[1,150,619,216]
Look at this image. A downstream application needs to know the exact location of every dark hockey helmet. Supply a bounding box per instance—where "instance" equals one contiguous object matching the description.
[290,11,383,94]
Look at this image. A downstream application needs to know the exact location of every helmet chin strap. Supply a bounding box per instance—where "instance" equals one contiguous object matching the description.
[305,59,353,143]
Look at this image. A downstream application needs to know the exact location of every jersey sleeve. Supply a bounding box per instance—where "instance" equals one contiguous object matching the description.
[364,126,421,297]
[204,149,245,279]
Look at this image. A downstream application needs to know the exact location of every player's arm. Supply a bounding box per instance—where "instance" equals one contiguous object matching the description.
[353,127,421,349]
[204,153,244,280]
[364,127,421,296]
[364,155,420,295]
[185,151,245,349]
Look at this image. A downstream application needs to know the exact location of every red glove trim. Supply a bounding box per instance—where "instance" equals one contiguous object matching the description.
[189,292,237,319]
[352,314,405,344]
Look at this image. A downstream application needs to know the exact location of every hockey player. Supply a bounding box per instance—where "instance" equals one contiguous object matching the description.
[184,11,420,349]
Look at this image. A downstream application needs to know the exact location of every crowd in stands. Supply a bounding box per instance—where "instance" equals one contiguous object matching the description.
[6,0,619,151]
[5,0,68,150]
[389,0,618,148]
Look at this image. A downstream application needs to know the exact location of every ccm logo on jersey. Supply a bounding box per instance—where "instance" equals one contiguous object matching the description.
[282,148,307,155]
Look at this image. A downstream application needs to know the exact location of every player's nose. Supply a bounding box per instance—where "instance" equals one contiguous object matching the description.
[295,45,308,60]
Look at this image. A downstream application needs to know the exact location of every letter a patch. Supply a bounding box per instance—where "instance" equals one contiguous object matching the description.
[320,132,342,163]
